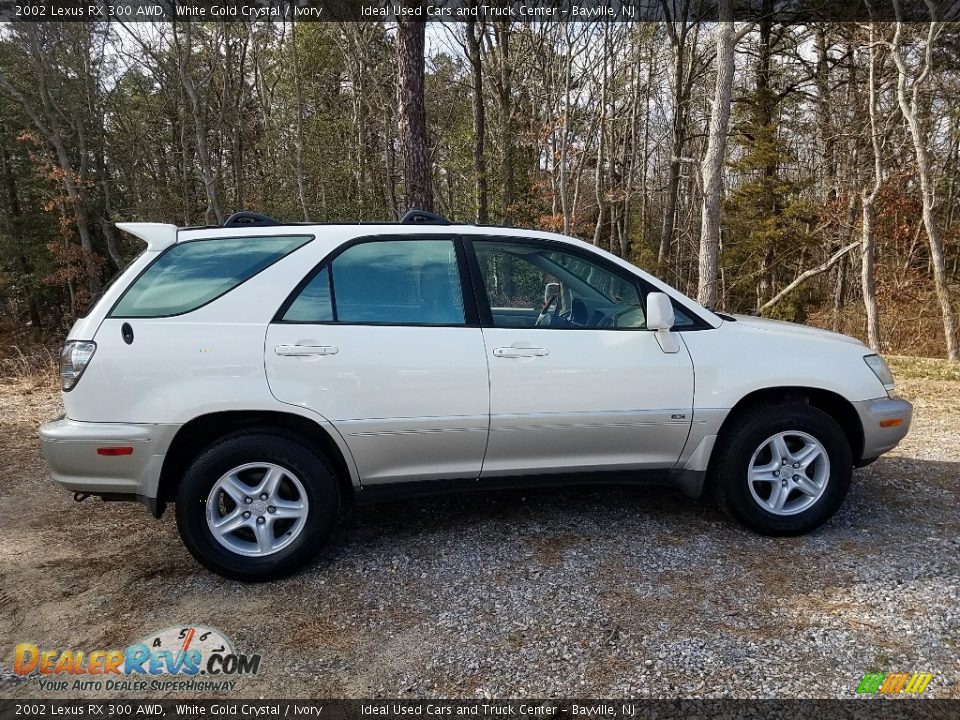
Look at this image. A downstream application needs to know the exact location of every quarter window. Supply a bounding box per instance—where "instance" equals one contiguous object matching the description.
[282,267,333,323]
[111,235,311,318]
[282,239,465,326]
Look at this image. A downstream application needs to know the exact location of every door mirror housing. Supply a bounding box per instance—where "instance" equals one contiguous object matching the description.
[646,292,675,331]
[646,292,679,354]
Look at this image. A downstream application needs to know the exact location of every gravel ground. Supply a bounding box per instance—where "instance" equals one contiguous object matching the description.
[0,365,957,699]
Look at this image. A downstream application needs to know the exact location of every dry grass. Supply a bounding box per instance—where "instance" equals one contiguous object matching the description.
[0,345,57,385]
[292,618,359,652]
[888,355,960,382]
[805,286,957,359]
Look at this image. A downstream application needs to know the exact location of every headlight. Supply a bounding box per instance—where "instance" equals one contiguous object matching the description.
[864,354,895,392]
[60,341,96,392]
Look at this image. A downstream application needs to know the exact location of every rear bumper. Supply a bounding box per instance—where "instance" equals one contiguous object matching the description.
[39,418,180,514]
[853,397,913,463]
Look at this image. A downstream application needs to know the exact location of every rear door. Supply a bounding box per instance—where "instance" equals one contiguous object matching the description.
[265,236,490,485]
[468,238,694,477]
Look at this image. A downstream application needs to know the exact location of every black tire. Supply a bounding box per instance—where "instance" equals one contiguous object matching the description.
[175,432,339,581]
[713,403,852,536]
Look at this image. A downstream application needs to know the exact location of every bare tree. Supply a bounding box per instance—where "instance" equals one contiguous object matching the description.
[592,22,610,246]
[289,20,310,222]
[491,21,513,225]
[861,29,885,351]
[396,10,433,212]
[761,241,860,311]
[697,0,735,308]
[888,3,958,360]
[658,0,702,269]
[172,23,223,225]
[464,13,488,223]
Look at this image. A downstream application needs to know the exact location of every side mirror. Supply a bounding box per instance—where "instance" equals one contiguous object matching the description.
[646,292,675,331]
[646,292,680,354]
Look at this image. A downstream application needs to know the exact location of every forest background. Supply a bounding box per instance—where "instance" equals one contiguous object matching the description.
[2,5,960,361]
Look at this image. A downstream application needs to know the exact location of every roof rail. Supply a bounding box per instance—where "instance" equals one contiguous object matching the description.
[223,211,280,228]
[399,209,450,225]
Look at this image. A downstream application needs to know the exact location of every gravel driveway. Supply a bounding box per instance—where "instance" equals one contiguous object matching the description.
[1,361,957,699]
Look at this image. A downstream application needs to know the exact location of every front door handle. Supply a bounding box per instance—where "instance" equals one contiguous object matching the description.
[493,346,549,358]
[275,344,339,357]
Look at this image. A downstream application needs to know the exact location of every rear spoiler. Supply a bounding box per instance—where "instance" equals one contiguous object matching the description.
[116,222,177,252]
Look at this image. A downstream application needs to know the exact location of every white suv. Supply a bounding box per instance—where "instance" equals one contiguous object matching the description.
[40,210,912,580]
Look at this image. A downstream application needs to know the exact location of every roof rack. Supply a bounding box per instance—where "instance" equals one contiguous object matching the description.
[399,209,450,225]
[223,211,280,227]
[212,208,453,229]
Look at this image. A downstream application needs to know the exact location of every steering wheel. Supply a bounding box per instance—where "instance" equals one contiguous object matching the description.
[535,293,560,327]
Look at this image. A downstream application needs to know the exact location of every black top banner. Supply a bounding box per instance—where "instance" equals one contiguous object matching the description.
[0,0,957,23]
[0,701,958,720]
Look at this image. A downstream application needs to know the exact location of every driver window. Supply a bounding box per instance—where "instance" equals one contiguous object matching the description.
[473,240,646,330]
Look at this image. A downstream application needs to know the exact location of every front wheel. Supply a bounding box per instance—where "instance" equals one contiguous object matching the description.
[175,433,339,581]
[713,404,852,535]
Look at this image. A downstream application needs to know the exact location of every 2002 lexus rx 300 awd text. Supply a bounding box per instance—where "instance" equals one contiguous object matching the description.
[40,209,912,580]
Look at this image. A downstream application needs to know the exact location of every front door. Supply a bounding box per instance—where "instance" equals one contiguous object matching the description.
[265,236,489,484]
[469,238,694,477]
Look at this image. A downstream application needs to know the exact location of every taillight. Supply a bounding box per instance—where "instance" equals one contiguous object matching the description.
[60,340,96,391]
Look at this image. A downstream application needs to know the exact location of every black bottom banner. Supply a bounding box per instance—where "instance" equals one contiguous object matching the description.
[0,700,958,720]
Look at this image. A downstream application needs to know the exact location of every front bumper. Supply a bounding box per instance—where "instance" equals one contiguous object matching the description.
[853,397,913,463]
[39,418,180,515]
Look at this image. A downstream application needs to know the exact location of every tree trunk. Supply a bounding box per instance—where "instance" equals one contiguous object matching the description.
[465,16,488,224]
[494,21,513,225]
[833,189,857,327]
[559,24,574,235]
[0,130,42,328]
[397,11,433,213]
[658,23,687,269]
[290,20,310,222]
[175,23,223,225]
[890,14,957,360]
[814,26,837,203]
[697,4,734,309]
[593,23,609,246]
[832,254,847,333]
[861,29,884,351]
[640,42,653,247]
[861,199,881,351]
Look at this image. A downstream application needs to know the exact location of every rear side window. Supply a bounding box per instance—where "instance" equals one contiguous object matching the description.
[111,235,311,318]
[281,239,465,326]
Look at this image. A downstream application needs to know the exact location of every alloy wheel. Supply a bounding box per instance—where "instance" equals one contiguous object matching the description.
[747,430,830,516]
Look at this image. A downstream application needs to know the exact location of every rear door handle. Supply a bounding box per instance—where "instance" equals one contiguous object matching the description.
[275,344,339,356]
[493,347,549,358]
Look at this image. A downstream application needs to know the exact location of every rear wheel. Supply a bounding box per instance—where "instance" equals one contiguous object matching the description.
[713,404,852,535]
[175,433,338,581]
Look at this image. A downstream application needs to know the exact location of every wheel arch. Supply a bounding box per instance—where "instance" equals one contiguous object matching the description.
[711,386,864,472]
[157,410,357,512]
